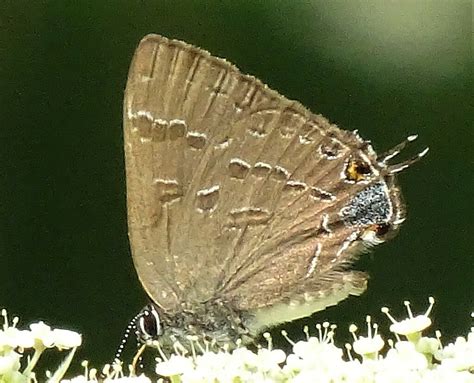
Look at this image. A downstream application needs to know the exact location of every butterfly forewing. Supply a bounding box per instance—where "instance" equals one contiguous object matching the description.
[124,34,296,309]
[124,35,400,322]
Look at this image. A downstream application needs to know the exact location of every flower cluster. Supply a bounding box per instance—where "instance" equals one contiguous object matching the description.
[1,298,473,382]
[151,298,474,383]
[0,309,81,382]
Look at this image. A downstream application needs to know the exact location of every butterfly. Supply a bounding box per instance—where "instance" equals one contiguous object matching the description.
[119,34,427,353]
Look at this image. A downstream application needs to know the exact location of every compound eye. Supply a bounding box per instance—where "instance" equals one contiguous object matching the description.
[137,304,161,341]
[375,223,391,237]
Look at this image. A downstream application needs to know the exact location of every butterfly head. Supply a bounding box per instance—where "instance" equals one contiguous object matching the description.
[135,304,162,344]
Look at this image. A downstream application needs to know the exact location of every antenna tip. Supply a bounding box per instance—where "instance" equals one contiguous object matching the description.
[419,147,430,157]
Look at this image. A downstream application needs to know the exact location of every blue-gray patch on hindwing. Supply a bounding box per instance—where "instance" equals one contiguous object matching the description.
[341,182,392,226]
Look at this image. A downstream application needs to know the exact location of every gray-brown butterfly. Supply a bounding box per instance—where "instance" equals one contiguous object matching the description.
[120,34,428,353]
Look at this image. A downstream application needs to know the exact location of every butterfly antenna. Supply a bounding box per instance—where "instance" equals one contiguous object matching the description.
[387,147,429,174]
[114,313,140,362]
[378,134,418,163]
[378,135,429,174]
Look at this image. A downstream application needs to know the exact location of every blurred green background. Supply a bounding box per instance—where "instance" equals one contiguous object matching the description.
[0,0,471,370]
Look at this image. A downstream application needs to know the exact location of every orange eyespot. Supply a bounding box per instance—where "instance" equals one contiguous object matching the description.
[345,159,372,181]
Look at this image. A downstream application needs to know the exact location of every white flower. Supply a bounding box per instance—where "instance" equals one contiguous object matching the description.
[193,351,245,382]
[0,327,35,350]
[435,335,474,372]
[416,336,440,355]
[337,359,371,382]
[384,341,428,370]
[0,351,21,374]
[254,348,286,371]
[390,316,432,337]
[155,354,194,377]
[29,321,55,348]
[382,297,435,342]
[293,336,343,366]
[52,329,82,349]
[350,316,385,359]
[353,334,384,358]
